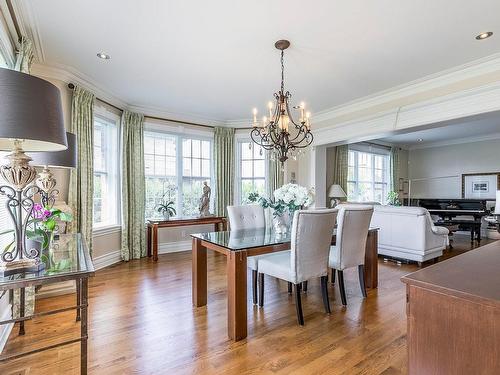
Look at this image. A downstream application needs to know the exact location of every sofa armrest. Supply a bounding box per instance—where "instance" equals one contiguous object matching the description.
[432,226,449,236]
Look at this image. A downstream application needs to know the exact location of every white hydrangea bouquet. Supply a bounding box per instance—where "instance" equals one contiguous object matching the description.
[248,183,314,232]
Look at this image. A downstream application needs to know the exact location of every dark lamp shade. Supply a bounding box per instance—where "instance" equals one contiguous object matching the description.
[0,68,67,151]
[30,132,77,168]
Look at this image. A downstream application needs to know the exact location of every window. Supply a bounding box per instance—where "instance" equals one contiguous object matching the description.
[347,149,390,204]
[93,115,119,228]
[0,151,12,252]
[236,141,266,204]
[144,131,212,218]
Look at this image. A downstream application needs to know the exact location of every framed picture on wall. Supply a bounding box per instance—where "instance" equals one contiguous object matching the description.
[462,173,500,199]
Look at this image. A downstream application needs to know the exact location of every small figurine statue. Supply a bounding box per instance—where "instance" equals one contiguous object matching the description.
[199,181,211,217]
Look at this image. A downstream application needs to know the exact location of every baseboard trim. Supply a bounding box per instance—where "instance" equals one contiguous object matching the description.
[36,281,76,299]
[158,240,192,254]
[93,250,122,270]
[0,302,13,354]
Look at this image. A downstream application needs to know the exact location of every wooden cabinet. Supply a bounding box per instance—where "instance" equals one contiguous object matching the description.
[402,241,500,375]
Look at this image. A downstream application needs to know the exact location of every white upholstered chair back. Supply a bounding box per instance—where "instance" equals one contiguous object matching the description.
[227,205,266,230]
[335,205,373,270]
[290,209,337,284]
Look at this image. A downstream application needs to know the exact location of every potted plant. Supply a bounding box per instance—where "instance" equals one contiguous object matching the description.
[386,191,401,206]
[156,194,176,220]
[248,183,314,233]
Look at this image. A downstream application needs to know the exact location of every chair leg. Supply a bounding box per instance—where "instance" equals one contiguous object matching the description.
[302,281,308,293]
[337,270,347,306]
[258,273,265,307]
[288,282,292,294]
[320,276,331,314]
[252,270,258,305]
[294,283,304,326]
[331,268,336,285]
[358,265,367,298]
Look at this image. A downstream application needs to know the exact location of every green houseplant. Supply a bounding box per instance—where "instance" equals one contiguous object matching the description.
[386,191,401,206]
[156,194,176,220]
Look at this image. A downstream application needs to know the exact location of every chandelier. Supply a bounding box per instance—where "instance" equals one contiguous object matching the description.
[250,40,313,164]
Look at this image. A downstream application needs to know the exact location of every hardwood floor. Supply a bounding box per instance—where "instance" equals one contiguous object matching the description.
[0,235,495,375]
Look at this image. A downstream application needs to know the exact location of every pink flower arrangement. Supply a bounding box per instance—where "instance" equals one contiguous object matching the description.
[33,203,52,220]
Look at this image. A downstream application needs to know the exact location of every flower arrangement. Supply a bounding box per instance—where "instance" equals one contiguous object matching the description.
[248,183,314,218]
[155,184,177,219]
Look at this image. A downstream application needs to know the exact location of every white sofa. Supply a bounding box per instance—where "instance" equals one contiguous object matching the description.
[370,206,449,264]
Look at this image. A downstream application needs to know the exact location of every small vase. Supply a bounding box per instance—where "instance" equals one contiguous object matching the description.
[162,211,170,220]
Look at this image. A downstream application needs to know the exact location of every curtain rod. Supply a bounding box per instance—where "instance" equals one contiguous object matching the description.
[67,83,252,130]
[6,0,22,42]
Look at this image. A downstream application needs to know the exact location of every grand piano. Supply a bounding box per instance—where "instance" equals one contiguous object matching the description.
[417,199,489,242]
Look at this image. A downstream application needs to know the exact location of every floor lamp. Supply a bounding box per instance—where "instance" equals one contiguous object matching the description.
[0,68,67,272]
[30,132,77,208]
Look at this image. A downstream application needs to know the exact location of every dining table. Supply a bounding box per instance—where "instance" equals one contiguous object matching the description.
[191,227,379,341]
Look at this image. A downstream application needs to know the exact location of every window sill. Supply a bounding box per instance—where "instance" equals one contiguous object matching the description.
[93,225,122,237]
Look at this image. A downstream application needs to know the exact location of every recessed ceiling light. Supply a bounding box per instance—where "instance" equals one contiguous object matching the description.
[97,52,111,60]
[417,138,423,142]
[475,32,493,40]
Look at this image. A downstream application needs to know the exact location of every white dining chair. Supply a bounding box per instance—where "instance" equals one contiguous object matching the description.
[227,204,270,305]
[329,205,373,306]
[257,209,337,325]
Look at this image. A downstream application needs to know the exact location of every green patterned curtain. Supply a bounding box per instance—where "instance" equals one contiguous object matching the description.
[14,36,34,73]
[11,36,35,318]
[267,157,284,196]
[214,127,235,217]
[68,87,95,253]
[390,147,400,192]
[333,145,349,194]
[121,110,146,261]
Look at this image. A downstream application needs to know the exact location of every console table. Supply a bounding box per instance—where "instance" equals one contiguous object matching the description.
[147,216,227,261]
[402,241,500,374]
[0,234,94,375]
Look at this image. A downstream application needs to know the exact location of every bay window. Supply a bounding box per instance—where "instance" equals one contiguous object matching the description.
[93,114,120,228]
[144,131,212,218]
[347,148,390,204]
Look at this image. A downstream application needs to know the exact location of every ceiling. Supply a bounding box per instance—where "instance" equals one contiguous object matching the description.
[379,112,500,148]
[22,0,500,123]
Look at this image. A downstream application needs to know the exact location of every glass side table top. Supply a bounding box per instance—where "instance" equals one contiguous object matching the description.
[0,233,94,290]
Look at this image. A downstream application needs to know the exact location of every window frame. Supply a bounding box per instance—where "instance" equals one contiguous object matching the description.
[144,128,214,218]
[92,107,121,233]
[347,147,390,204]
[234,137,268,205]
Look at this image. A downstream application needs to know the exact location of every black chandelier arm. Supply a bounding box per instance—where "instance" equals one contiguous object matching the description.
[287,124,311,144]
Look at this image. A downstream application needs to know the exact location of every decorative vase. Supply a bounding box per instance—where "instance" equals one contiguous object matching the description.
[273,214,289,234]
[162,211,170,220]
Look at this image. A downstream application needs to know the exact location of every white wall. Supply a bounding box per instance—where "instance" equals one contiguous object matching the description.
[408,138,500,198]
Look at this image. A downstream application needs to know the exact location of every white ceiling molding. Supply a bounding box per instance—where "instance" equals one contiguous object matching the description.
[313,80,500,146]
[407,132,500,151]
[0,4,15,67]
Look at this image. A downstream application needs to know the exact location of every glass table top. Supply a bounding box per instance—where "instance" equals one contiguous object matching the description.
[192,227,379,251]
[0,233,94,289]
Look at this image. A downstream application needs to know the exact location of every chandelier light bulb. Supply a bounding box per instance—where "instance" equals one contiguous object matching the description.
[252,108,258,125]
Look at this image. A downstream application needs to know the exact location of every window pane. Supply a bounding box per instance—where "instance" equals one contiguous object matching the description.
[154,155,166,176]
[348,166,355,180]
[201,141,210,159]
[145,154,154,175]
[347,182,356,201]
[375,155,384,169]
[154,138,166,156]
[166,157,176,176]
[358,182,372,202]
[348,151,355,166]
[182,139,191,157]
[241,160,253,178]
[183,157,192,176]
[182,178,203,216]
[202,159,210,177]
[374,168,383,182]
[253,144,264,159]
[192,140,201,158]
[359,167,371,181]
[242,143,253,159]
[192,158,201,177]
[165,137,176,156]
[145,136,154,153]
[254,160,265,178]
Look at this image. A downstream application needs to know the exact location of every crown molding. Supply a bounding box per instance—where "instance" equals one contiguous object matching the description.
[312,52,500,124]
[407,131,500,151]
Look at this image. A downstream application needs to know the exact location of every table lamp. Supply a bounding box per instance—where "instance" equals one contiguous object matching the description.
[0,68,67,271]
[328,184,346,208]
[30,132,77,207]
